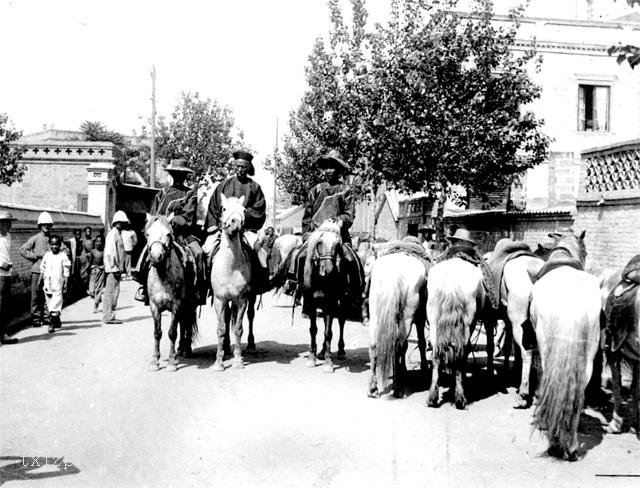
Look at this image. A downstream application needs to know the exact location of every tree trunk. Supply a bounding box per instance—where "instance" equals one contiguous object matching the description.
[434,186,448,244]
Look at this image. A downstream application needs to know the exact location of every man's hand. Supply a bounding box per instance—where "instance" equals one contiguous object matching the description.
[207,225,219,234]
[63,279,68,294]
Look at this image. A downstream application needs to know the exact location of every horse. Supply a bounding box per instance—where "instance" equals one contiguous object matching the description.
[302,220,349,374]
[530,231,601,461]
[210,194,256,371]
[268,233,302,288]
[367,252,428,398]
[426,257,489,409]
[145,215,198,372]
[600,260,640,436]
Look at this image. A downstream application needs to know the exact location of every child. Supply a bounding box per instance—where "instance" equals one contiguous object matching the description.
[88,235,105,313]
[40,235,71,333]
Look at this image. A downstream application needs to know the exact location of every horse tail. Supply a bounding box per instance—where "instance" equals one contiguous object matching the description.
[375,275,406,392]
[533,321,589,457]
[434,287,469,365]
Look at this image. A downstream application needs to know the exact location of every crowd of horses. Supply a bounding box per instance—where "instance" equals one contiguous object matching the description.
[141,195,639,463]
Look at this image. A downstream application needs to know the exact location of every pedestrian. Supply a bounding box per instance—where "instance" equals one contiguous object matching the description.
[40,235,71,334]
[0,210,19,344]
[82,226,94,252]
[20,211,54,327]
[260,226,277,268]
[88,234,106,313]
[417,224,437,258]
[121,225,137,280]
[103,211,128,324]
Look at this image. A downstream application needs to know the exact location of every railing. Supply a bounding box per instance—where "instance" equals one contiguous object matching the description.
[580,139,640,201]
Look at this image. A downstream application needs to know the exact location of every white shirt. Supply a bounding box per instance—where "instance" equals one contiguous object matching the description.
[0,232,11,277]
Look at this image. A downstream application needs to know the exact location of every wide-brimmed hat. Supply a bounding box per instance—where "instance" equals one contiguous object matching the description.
[446,228,476,245]
[166,159,194,174]
[418,224,435,234]
[316,150,352,173]
[0,210,17,221]
[233,150,255,176]
[112,210,130,225]
[548,227,574,239]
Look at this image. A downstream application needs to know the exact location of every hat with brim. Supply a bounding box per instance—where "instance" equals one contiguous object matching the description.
[233,150,255,176]
[446,228,476,245]
[317,150,352,173]
[418,224,435,234]
[0,210,17,221]
[166,159,194,174]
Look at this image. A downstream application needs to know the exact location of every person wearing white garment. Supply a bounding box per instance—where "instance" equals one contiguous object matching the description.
[103,211,128,324]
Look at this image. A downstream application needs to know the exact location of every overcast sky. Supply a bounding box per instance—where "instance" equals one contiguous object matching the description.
[0,0,633,195]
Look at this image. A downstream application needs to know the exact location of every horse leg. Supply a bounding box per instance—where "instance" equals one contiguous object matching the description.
[415,311,428,374]
[232,301,247,369]
[632,362,639,436]
[428,356,440,407]
[484,316,495,378]
[337,315,346,360]
[148,306,162,371]
[606,353,623,433]
[454,365,468,410]
[322,314,334,374]
[178,305,194,358]
[213,299,226,372]
[223,305,232,357]
[368,344,379,397]
[307,307,318,368]
[511,309,534,409]
[394,339,408,398]
[246,294,256,351]
[167,311,179,372]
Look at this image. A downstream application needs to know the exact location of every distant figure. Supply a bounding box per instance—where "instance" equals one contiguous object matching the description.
[103,211,128,324]
[417,224,436,258]
[0,211,18,344]
[40,235,71,334]
[260,226,277,268]
[82,226,94,252]
[20,211,54,327]
[121,226,138,280]
[89,235,106,313]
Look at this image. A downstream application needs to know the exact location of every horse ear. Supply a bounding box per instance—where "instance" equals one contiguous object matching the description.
[238,195,246,206]
[167,212,175,223]
[579,229,587,240]
[145,212,152,223]
[537,243,544,253]
[221,193,228,205]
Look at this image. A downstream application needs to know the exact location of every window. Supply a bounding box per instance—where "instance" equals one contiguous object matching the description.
[77,193,88,212]
[578,84,610,132]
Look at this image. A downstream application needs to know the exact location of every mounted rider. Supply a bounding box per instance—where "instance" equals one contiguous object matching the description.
[438,228,499,309]
[286,150,364,316]
[132,159,206,304]
[204,150,269,293]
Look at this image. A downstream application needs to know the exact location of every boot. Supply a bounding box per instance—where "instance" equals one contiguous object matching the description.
[134,286,149,305]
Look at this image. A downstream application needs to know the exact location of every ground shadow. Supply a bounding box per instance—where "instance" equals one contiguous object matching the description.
[11,331,77,344]
[0,456,80,485]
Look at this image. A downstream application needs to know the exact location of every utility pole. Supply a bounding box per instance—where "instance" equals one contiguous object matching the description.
[150,65,156,187]
[272,117,279,229]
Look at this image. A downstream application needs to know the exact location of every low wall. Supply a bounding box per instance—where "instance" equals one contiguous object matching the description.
[444,209,575,254]
[0,203,104,328]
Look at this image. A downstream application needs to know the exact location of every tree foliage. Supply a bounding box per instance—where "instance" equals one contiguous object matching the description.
[155,92,242,180]
[277,0,549,233]
[0,114,26,186]
[609,0,640,68]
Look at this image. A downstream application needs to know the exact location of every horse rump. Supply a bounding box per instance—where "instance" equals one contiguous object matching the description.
[432,287,469,366]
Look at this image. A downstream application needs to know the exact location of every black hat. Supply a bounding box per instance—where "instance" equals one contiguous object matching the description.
[316,150,352,173]
[418,224,435,234]
[233,150,255,176]
[166,159,194,174]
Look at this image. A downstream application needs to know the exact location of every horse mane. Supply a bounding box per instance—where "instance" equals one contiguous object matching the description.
[555,234,586,263]
[303,227,342,290]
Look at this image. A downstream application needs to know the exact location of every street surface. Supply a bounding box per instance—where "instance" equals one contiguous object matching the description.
[1,281,638,487]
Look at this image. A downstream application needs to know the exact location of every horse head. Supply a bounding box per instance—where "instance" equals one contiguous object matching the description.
[554,230,587,267]
[220,194,246,237]
[304,220,343,287]
[146,215,173,266]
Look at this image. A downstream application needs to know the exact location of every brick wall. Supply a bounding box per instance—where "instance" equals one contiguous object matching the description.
[0,204,104,326]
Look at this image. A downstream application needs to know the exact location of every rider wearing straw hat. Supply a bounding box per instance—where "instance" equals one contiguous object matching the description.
[439,228,499,310]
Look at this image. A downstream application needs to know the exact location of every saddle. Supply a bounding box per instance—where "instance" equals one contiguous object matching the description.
[379,239,431,273]
[604,284,640,361]
[532,256,583,283]
[486,239,535,306]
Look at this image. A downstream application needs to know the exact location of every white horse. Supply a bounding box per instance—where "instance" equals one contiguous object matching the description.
[530,232,601,461]
[367,252,428,398]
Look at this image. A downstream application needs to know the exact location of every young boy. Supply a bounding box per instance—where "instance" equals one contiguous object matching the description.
[89,235,105,313]
[40,235,71,333]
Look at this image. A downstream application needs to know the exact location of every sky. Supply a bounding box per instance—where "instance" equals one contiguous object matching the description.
[0,0,634,198]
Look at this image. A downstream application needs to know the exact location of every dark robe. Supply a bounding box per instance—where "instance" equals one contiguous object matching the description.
[151,184,199,241]
[302,182,354,244]
[205,176,266,232]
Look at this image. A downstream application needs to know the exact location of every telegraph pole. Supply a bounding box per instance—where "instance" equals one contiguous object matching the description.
[272,117,279,229]
[150,65,156,187]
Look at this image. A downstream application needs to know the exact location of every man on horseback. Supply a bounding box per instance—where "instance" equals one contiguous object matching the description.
[204,150,269,293]
[133,159,206,304]
[438,228,499,310]
[286,150,364,317]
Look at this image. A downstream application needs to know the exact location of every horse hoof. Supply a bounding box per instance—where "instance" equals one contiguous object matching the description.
[167,362,177,372]
[317,351,326,360]
[247,344,256,352]
[427,392,439,408]
[306,356,316,368]
[513,396,531,409]
[323,363,334,374]
[368,388,379,398]
[232,359,244,369]
[605,421,622,434]
[455,399,468,410]
[148,362,160,372]
[337,350,346,360]
[212,361,225,372]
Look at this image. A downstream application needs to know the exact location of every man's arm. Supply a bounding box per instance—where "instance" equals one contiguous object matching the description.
[171,189,198,231]
[19,236,38,262]
[244,183,266,230]
[204,183,223,231]
[301,185,319,234]
[338,187,355,230]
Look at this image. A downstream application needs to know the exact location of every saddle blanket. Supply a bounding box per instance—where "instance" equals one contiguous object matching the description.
[605,283,640,362]
[486,239,534,305]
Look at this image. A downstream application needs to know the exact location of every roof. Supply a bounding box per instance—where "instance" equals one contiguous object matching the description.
[613,12,640,23]
[276,205,303,221]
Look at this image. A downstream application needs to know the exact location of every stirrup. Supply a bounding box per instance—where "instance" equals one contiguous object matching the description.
[283,279,297,296]
[134,286,147,302]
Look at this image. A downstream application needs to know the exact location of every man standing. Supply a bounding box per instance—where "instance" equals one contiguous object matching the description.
[204,150,268,291]
[260,226,277,269]
[121,225,138,280]
[133,159,205,303]
[0,211,18,344]
[417,224,436,258]
[103,211,128,324]
[20,211,54,327]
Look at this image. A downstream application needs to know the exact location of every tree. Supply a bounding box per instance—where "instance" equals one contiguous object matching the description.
[155,92,241,180]
[0,114,26,186]
[608,0,640,68]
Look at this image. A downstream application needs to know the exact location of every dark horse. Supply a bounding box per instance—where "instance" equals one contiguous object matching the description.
[302,220,348,374]
[145,215,198,372]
